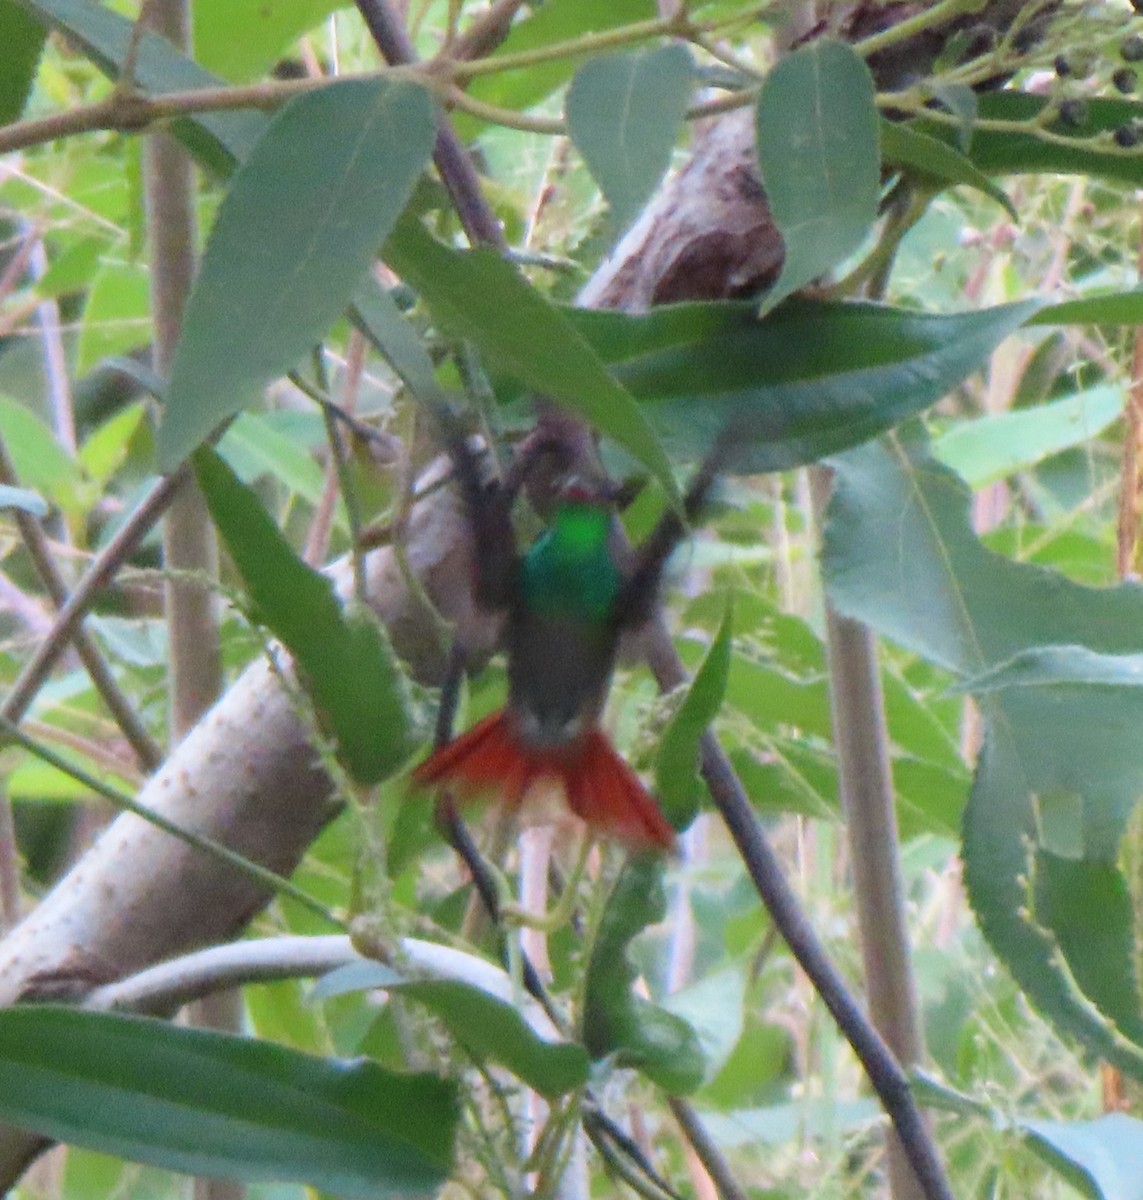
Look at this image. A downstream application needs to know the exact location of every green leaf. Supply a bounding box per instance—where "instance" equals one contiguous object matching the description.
[1033,289,1143,327]
[822,434,1143,1078]
[384,219,681,506]
[217,412,329,509]
[655,596,732,829]
[459,0,655,134]
[933,384,1124,487]
[158,78,436,470]
[754,40,880,313]
[195,449,416,784]
[565,44,693,233]
[879,118,1016,218]
[662,967,746,1083]
[916,92,1143,186]
[568,297,1043,469]
[582,855,705,1093]
[0,1006,456,1199]
[0,0,46,124]
[0,484,48,517]
[0,396,82,511]
[16,0,267,173]
[193,0,343,82]
[1022,1113,1143,1200]
[314,962,590,1099]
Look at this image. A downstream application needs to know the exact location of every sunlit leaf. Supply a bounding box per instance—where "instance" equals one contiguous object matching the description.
[193,0,343,82]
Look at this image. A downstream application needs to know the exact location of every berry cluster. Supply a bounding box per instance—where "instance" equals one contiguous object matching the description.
[1053,30,1143,146]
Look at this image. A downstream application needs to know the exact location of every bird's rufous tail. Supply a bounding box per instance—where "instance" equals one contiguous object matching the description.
[412,710,675,851]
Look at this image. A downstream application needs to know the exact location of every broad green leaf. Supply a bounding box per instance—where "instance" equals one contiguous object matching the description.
[879,119,1015,218]
[823,434,1143,1078]
[1022,1113,1143,1200]
[565,44,693,233]
[933,385,1124,487]
[384,219,681,506]
[15,0,267,173]
[314,962,590,1099]
[79,403,147,487]
[0,1006,456,1199]
[77,259,151,376]
[0,396,82,510]
[1033,289,1143,327]
[158,79,435,470]
[0,484,47,517]
[947,92,1143,186]
[754,40,879,313]
[568,297,1043,469]
[194,0,343,82]
[662,967,746,1083]
[582,855,705,1093]
[0,1,46,124]
[655,596,732,829]
[195,449,416,784]
[460,0,655,133]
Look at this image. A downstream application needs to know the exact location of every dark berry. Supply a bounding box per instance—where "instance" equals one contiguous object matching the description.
[1122,35,1143,63]
[1114,67,1138,94]
[1054,53,1071,76]
[1058,98,1088,128]
[1114,123,1140,148]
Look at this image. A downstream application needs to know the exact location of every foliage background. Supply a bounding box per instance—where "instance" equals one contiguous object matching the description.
[5,1,1143,1199]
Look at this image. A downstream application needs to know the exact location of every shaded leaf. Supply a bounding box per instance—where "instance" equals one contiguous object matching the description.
[917,92,1143,186]
[195,449,416,784]
[315,962,589,1099]
[565,44,693,232]
[568,296,1042,469]
[1022,1113,1143,1200]
[384,219,681,506]
[879,118,1015,218]
[0,0,46,124]
[823,433,1143,1078]
[158,79,435,469]
[582,856,705,1093]
[0,1006,456,1199]
[754,40,879,313]
[655,596,732,829]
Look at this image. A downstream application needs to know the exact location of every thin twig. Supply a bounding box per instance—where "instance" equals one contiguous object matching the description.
[2,469,188,726]
[0,437,164,769]
[667,1097,748,1200]
[354,0,507,250]
[643,621,955,1200]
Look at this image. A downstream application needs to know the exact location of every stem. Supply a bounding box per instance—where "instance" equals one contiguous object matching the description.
[354,0,506,250]
[642,621,954,1200]
[851,0,985,60]
[0,437,164,770]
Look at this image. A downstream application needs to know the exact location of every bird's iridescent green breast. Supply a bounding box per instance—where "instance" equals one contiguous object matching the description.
[520,502,621,622]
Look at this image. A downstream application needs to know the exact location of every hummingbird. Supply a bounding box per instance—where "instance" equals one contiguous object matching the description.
[412,410,726,852]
